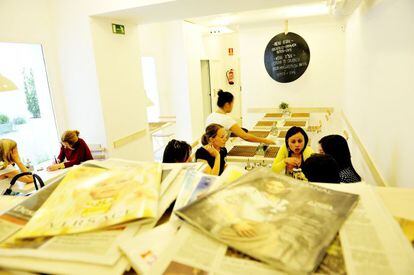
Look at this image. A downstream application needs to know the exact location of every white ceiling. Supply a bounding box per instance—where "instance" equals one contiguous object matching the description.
[95,0,329,25]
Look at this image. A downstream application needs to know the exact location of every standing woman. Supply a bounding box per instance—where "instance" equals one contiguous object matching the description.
[196,124,228,176]
[272,126,314,175]
[206,90,275,145]
[47,130,93,171]
[318,135,361,183]
[0,139,33,183]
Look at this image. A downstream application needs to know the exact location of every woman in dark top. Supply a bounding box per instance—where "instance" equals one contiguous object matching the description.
[47,130,93,171]
[302,154,341,183]
[318,135,361,183]
[162,139,192,163]
[195,124,228,176]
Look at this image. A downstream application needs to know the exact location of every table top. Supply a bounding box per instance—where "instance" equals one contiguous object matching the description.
[283,120,307,127]
[247,130,270,138]
[10,167,68,194]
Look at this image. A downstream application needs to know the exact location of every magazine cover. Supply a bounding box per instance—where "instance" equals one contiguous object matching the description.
[175,168,359,273]
[14,163,162,239]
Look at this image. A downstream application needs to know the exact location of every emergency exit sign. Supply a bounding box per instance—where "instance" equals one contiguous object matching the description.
[112,24,125,35]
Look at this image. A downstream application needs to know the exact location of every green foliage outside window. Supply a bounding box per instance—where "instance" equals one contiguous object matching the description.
[0,114,10,124]
[13,117,26,125]
[23,68,41,118]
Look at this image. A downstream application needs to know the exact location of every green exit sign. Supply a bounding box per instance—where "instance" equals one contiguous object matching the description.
[112,24,125,35]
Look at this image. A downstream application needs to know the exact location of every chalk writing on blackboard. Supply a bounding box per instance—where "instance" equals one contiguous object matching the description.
[264,32,310,83]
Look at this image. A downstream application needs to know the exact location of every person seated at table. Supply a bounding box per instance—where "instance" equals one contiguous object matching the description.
[302,154,341,183]
[162,139,192,163]
[0,139,33,183]
[318,135,361,183]
[206,90,275,145]
[195,124,228,176]
[271,126,314,175]
[47,130,93,171]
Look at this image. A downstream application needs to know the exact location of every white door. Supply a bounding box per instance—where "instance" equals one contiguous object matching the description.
[208,59,242,124]
[200,60,212,123]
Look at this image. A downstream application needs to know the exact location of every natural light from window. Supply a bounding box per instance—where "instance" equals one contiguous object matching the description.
[0,42,58,166]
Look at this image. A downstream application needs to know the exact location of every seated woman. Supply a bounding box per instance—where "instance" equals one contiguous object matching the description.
[47,130,93,171]
[302,154,341,183]
[195,124,228,176]
[0,139,33,183]
[318,135,361,183]
[271,126,314,175]
[162,139,192,163]
[206,90,275,145]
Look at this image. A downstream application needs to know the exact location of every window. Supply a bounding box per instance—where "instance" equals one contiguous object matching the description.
[0,42,58,165]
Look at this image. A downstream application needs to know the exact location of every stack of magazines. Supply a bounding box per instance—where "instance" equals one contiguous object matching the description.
[0,161,413,274]
[0,159,203,274]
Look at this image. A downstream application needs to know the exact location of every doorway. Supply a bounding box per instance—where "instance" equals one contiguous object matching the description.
[200,60,212,123]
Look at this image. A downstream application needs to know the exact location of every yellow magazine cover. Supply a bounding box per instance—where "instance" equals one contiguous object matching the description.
[14,163,162,239]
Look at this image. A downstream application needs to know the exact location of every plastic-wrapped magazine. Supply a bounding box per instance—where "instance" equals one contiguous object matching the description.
[175,168,359,274]
[173,169,219,211]
[14,163,162,239]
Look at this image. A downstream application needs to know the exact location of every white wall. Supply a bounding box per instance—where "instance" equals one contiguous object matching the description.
[0,0,165,160]
[138,23,176,118]
[239,18,346,127]
[90,18,153,160]
[343,0,414,187]
[138,21,206,143]
[203,33,242,122]
[0,0,67,136]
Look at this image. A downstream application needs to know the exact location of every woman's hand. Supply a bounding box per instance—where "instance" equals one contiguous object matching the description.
[205,144,220,158]
[47,163,63,171]
[284,157,301,167]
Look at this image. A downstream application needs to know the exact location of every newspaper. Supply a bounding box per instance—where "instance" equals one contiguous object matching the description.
[13,163,161,239]
[0,172,145,265]
[176,168,359,273]
[0,254,130,275]
[328,183,414,275]
[0,179,61,243]
[120,220,182,274]
[314,234,346,274]
[129,223,283,275]
[0,162,185,266]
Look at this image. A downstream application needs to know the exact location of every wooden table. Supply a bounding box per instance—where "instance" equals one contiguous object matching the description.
[226,145,280,163]
[254,120,308,129]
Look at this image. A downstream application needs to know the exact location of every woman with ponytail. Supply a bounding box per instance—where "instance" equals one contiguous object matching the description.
[206,90,275,145]
[195,124,228,176]
[47,130,93,171]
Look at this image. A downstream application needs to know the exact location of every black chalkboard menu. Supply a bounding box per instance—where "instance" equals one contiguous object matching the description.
[264,32,310,83]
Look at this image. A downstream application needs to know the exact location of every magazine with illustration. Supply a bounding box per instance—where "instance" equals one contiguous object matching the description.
[13,163,162,239]
[175,168,359,274]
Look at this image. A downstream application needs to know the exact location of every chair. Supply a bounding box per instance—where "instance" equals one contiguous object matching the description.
[88,144,106,160]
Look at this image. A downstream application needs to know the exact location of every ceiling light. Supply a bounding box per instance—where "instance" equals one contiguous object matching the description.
[209,26,234,35]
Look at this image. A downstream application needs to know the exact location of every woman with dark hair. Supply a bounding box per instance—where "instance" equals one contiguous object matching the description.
[162,139,192,163]
[318,135,361,183]
[195,124,228,176]
[302,154,341,183]
[271,126,314,175]
[47,130,93,171]
[205,90,275,145]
